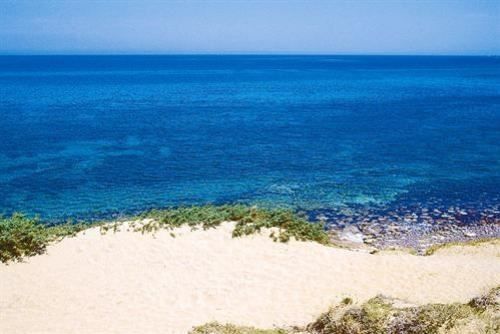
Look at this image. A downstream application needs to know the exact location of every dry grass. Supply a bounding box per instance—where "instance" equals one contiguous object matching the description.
[191,287,500,334]
[190,322,287,334]
[424,238,500,256]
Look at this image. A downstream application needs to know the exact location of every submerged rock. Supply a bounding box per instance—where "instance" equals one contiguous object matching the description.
[338,225,364,243]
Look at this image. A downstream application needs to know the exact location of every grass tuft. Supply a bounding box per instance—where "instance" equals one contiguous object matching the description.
[308,296,394,334]
[190,322,287,334]
[192,287,499,334]
[307,288,500,334]
[424,238,499,256]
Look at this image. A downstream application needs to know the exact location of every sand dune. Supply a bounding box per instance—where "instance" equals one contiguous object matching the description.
[1,221,499,334]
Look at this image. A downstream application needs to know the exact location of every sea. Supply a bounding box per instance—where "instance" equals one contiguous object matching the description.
[0,55,499,227]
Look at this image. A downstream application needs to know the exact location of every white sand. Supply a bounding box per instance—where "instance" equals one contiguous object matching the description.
[1,221,499,334]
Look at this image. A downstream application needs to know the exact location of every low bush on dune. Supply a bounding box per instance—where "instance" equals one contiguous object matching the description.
[0,213,89,263]
[138,205,330,245]
[191,287,500,334]
[0,213,49,263]
[0,205,329,263]
[0,213,88,263]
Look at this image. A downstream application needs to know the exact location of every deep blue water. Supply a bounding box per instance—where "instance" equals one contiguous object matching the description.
[0,55,499,222]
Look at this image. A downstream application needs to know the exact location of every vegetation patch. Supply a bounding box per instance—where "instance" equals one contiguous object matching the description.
[307,296,394,334]
[135,205,330,245]
[424,238,499,256]
[0,205,329,263]
[0,213,90,263]
[307,288,499,334]
[191,287,500,334]
[190,322,287,334]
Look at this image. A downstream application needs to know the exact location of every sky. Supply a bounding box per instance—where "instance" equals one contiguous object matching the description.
[0,0,499,55]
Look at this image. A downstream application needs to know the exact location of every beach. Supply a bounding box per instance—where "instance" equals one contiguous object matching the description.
[1,221,498,334]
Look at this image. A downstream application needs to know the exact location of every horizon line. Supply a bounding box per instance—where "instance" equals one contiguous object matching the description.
[0,53,499,57]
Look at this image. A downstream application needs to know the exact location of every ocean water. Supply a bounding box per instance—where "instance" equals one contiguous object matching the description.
[0,55,499,223]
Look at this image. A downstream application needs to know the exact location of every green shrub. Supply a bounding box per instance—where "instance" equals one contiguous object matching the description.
[0,213,93,263]
[0,213,50,263]
[138,205,330,245]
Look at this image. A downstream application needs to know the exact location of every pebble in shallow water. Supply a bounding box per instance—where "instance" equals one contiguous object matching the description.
[309,203,500,253]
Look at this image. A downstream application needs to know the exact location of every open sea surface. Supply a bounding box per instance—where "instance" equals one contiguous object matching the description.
[0,55,499,226]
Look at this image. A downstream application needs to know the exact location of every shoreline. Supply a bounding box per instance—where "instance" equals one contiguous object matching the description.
[329,218,500,254]
[3,202,500,255]
[312,203,500,252]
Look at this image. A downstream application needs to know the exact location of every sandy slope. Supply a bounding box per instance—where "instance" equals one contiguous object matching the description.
[1,222,499,334]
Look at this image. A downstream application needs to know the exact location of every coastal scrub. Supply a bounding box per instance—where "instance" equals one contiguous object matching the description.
[0,213,48,263]
[0,205,329,263]
[137,205,330,245]
[0,213,90,263]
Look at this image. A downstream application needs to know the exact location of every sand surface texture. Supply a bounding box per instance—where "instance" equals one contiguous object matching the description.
[1,222,499,334]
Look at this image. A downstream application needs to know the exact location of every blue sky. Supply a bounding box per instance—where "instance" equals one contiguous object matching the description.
[1,0,499,55]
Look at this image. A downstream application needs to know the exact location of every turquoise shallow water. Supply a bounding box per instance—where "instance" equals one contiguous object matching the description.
[0,55,499,222]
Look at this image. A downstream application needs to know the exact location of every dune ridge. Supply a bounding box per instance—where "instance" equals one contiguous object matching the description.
[1,221,499,334]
